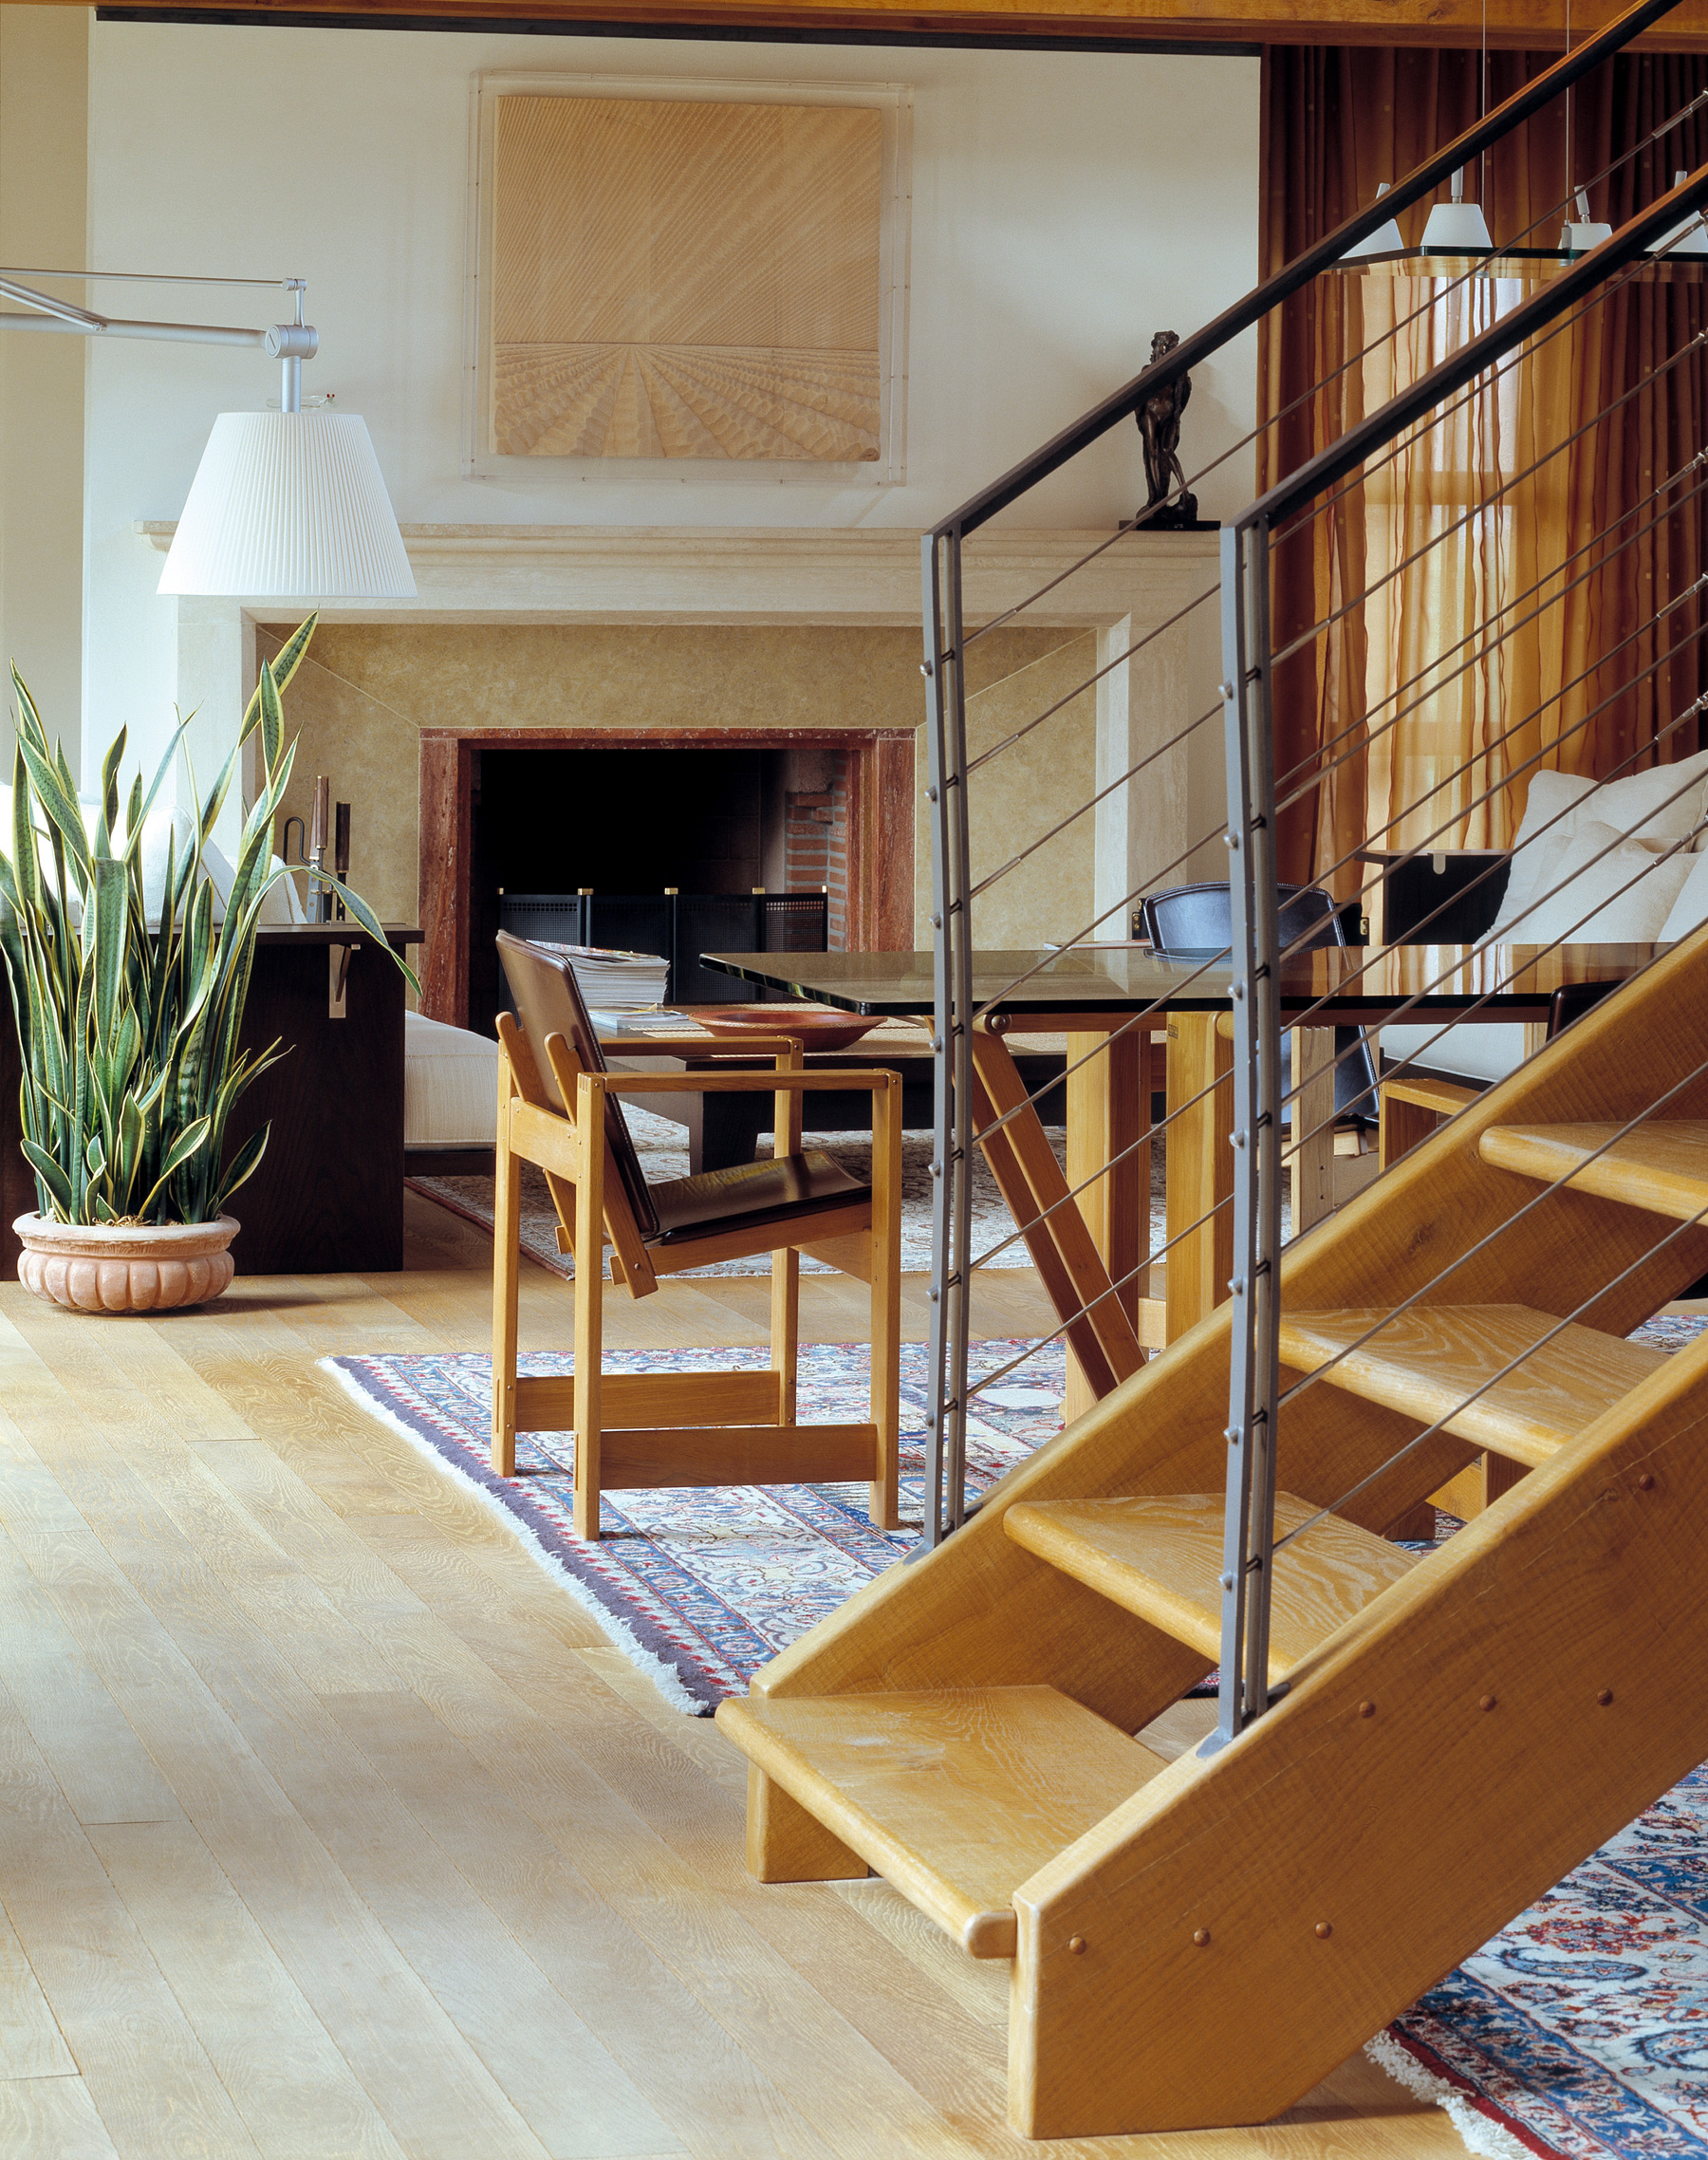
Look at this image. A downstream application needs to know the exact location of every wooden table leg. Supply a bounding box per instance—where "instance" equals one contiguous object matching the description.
[969,1029,1142,1415]
[1164,1012,1235,1344]
[1288,1024,1337,1240]
[1064,1027,1151,1422]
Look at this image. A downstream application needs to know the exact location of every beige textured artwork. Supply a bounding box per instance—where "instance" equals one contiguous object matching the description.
[490,95,883,461]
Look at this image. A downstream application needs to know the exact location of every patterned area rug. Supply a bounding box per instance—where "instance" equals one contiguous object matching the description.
[1372,1762,1708,2159]
[325,1339,1068,1713]
[1371,1310,1708,2160]
[408,1108,1167,1277]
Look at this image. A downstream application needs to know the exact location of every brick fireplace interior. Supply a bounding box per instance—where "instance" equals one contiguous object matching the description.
[418,726,914,1031]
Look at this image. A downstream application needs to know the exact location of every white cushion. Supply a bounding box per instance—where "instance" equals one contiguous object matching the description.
[258,859,306,925]
[1491,822,1575,936]
[193,842,306,926]
[1382,1022,1529,1087]
[1516,819,1692,943]
[1570,743,1708,847]
[1495,752,1708,933]
[1498,768,1597,925]
[139,801,195,921]
[404,1012,499,1147]
[1659,847,1708,941]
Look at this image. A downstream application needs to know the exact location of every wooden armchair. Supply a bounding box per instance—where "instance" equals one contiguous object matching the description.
[491,933,901,1538]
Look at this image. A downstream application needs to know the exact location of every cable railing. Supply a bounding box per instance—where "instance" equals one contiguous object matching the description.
[1212,161,1708,1750]
[919,0,1708,1667]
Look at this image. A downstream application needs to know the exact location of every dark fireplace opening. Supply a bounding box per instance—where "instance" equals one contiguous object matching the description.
[465,741,851,1034]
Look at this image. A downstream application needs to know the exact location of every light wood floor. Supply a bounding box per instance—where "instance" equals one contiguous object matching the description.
[0,1191,1469,2160]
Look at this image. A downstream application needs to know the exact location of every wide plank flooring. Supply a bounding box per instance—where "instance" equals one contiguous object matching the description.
[0,1190,1466,2158]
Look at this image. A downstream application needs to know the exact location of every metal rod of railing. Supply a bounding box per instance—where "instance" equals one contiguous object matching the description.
[1272,444,1708,809]
[1253,171,1708,537]
[1274,1057,1708,1554]
[959,79,1708,656]
[933,0,1687,546]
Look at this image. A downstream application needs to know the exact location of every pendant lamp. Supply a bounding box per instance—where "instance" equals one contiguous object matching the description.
[1560,188,1613,253]
[1420,167,1494,252]
[158,411,414,598]
[1341,181,1407,261]
[1649,171,1708,257]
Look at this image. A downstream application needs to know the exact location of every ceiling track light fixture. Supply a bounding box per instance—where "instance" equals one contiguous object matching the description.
[0,269,414,600]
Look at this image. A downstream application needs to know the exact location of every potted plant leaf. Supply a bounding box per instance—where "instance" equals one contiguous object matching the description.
[0,614,414,1312]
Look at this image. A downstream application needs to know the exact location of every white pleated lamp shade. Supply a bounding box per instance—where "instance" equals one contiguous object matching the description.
[158,411,416,598]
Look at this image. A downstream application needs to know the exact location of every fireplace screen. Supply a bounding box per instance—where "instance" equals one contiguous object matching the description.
[498,891,828,1007]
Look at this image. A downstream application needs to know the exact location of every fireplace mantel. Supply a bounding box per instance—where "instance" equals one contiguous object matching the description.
[138,520,1218,628]
[141,520,1221,969]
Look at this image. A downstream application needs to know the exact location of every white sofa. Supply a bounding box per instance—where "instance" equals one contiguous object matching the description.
[404,1011,499,1154]
[1381,745,1708,1084]
[0,784,306,927]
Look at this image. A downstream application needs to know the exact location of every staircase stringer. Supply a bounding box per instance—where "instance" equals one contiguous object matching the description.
[1005,1329,1708,2140]
[749,938,1708,1730]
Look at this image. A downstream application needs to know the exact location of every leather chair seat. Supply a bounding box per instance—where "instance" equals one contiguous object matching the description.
[647,1149,870,1245]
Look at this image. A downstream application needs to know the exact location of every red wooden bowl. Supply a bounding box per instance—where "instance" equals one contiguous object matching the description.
[693,1004,881,1055]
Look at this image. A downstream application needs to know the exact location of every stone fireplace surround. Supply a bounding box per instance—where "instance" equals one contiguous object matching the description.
[145,522,1222,1021]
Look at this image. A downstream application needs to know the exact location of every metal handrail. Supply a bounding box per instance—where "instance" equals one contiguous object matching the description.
[920,0,1699,1559]
[930,0,1685,546]
[1214,156,1708,1747]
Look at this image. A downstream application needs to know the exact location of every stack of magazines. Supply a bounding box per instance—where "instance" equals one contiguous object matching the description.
[529,940,671,1015]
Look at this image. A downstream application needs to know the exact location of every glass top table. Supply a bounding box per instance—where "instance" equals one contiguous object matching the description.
[700,942,1655,1023]
[701,942,1658,1392]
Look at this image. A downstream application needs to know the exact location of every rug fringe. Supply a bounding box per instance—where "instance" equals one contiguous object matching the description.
[1364,2031,1539,2160]
[319,1355,710,1718]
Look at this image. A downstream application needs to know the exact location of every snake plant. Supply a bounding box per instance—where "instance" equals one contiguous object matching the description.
[0,614,414,1227]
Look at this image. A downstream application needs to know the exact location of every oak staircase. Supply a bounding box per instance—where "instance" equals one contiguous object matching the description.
[716,938,1708,2138]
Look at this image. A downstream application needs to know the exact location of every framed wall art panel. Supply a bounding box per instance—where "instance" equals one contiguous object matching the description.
[467,74,911,484]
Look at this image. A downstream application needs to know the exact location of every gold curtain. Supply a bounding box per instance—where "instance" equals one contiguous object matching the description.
[1261,47,1708,890]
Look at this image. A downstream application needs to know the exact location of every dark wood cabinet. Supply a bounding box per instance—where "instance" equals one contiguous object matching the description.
[0,925,419,1281]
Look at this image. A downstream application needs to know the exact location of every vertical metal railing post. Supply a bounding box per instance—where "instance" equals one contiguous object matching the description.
[1208,516,1285,1754]
[919,529,975,1552]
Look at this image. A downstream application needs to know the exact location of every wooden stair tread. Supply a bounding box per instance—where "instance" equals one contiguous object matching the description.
[1480,1118,1708,1220]
[1001,1494,1416,1676]
[1003,1493,1419,1682]
[716,1685,1162,1958]
[1278,1304,1668,1464]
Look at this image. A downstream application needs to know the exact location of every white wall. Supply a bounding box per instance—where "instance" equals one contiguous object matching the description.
[0,6,87,767]
[81,20,1259,783]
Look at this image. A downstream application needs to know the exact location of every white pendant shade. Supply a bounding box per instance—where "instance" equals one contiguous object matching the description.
[158,410,416,598]
[1650,172,1708,257]
[1420,198,1494,251]
[1342,183,1406,261]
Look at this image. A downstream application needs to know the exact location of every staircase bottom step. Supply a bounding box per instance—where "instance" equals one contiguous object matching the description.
[717,1685,1166,1957]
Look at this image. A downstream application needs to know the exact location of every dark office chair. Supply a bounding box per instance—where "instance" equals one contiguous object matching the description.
[1140,881,1379,1123]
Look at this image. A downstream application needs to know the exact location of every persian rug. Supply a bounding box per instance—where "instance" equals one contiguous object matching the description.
[1371,1761,1708,2160]
[332,1319,1708,2156]
[409,1108,1169,1278]
[325,1338,1068,1714]
[1367,1310,1708,2160]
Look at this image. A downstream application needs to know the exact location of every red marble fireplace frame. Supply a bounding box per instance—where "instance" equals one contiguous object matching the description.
[417,726,917,1028]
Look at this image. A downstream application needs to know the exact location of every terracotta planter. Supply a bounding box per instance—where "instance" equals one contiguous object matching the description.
[13,1213,240,1313]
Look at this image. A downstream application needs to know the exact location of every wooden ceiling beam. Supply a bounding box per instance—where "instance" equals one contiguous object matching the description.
[74,0,1708,50]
